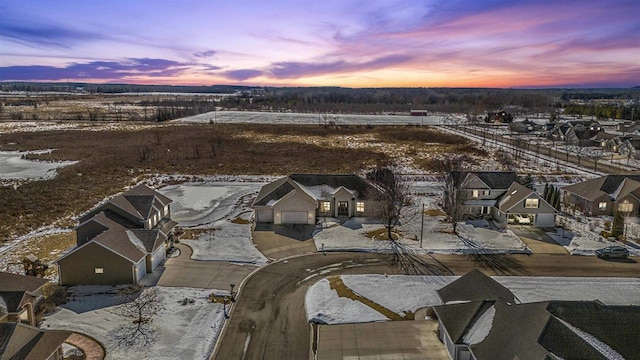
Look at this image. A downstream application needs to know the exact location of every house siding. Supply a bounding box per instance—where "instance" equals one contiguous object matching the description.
[76,221,108,247]
[58,242,134,285]
[272,190,316,225]
[507,194,556,215]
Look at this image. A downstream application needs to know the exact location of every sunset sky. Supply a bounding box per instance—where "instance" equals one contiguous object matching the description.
[0,0,638,88]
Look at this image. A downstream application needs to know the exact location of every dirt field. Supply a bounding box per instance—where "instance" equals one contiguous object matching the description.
[0,123,484,242]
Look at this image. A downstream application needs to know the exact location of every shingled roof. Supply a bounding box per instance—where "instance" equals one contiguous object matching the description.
[80,184,172,222]
[449,171,519,190]
[253,174,381,206]
[0,272,48,293]
[434,273,639,360]
[563,174,640,202]
[437,269,518,304]
[0,322,71,360]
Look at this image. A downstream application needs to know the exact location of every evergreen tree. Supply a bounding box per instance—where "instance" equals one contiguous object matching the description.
[612,211,625,238]
[543,183,549,201]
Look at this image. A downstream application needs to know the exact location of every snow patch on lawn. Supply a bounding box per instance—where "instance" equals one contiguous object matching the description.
[182,220,267,264]
[44,286,227,360]
[549,215,640,256]
[305,279,388,324]
[306,275,640,325]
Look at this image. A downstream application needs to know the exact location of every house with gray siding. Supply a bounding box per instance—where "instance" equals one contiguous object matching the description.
[55,184,176,285]
[253,174,383,224]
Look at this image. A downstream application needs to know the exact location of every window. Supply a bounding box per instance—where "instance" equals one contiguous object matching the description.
[472,190,479,198]
[94,267,104,274]
[321,201,331,212]
[619,201,633,213]
[482,190,490,196]
[598,202,607,211]
[525,198,539,208]
[356,202,365,213]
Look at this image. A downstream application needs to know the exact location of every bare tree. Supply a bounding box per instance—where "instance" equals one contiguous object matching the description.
[114,287,162,347]
[587,147,605,171]
[437,154,469,234]
[366,167,412,240]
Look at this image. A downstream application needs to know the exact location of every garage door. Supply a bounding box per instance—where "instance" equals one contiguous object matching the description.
[534,213,555,228]
[281,211,308,224]
[256,209,273,223]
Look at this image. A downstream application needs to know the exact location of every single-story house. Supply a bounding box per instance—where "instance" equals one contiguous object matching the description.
[253,174,383,224]
[0,272,49,327]
[562,174,640,216]
[0,322,70,360]
[433,270,640,360]
[55,184,177,285]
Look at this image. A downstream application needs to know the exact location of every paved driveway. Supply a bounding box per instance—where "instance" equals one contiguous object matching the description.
[509,225,568,255]
[157,244,258,289]
[317,320,448,360]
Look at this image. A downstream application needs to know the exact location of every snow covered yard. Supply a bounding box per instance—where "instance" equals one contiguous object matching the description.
[549,215,640,256]
[159,180,268,264]
[305,275,640,324]
[43,286,228,360]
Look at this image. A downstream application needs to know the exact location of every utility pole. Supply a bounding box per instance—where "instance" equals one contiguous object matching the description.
[420,203,425,248]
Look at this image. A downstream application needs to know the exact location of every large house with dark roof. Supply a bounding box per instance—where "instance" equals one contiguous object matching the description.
[253,174,383,224]
[447,171,556,228]
[563,174,640,216]
[433,270,640,360]
[55,184,177,285]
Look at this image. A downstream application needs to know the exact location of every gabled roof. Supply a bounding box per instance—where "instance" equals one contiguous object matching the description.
[437,269,517,304]
[498,182,554,212]
[433,300,489,343]
[0,322,70,360]
[58,212,147,264]
[129,229,165,253]
[449,171,519,190]
[563,175,640,202]
[0,273,48,293]
[81,184,172,222]
[253,178,294,206]
[0,291,29,313]
[253,174,380,206]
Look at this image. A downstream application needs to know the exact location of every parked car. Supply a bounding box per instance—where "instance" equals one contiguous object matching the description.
[595,246,629,259]
[514,214,531,225]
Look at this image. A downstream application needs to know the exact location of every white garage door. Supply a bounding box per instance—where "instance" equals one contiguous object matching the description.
[281,211,308,224]
[256,209,273,223]
[535,213,555,228]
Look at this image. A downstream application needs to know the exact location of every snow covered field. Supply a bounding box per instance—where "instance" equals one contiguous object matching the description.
[159,180,268,264]
[306,275,640,324]
[176,110,446,125]
[44,286,228,360]
[549,215,640,256]
[0,150,76,180]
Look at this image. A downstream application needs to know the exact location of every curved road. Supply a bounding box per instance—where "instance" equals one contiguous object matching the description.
[213,252,640,360]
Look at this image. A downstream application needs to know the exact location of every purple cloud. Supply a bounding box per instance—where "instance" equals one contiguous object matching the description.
[269,54,413,79]
[0,21,108,49]
[194,50,217,58]
[0,58,191,81]
[221,69,263,81]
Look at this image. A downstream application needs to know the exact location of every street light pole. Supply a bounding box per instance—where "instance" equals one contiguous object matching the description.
[420,203,425,248]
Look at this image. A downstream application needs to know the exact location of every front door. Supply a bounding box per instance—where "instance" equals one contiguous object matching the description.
[338,201,349,216]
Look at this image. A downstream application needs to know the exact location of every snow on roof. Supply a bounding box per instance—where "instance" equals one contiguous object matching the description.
[299,184,337,200]
[463,304,496,345]
[557,318,624,360]
[126,230,149,254]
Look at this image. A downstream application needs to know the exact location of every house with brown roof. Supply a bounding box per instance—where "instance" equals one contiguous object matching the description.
[563,175,640,216]
[55,184,177,285]
[253,174,383,224]
[446,172,556,228]
[0,273,49,327]
[433,270,640,360]
[0,322,70,360]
